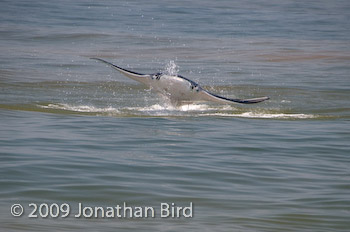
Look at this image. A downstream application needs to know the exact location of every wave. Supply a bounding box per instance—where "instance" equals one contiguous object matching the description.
[30,33,112,41]
[0,79,347,120]
[201,112,315,119]
[39,103,119,113]
[32,103,318,119]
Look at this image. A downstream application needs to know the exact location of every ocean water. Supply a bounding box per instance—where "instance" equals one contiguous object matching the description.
[1,0,350,231]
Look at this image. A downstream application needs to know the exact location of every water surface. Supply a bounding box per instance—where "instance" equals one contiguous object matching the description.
[1,0,349,231]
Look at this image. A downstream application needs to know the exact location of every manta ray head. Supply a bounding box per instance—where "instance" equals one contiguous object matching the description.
[152,72,163,80]
[190,83,201,92]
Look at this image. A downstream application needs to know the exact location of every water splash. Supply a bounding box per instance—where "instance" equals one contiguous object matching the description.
[39,103,119,113]
[201,112,316,119]
[127,103,213,112]
[164,60,179,76]
[36,103,318,119]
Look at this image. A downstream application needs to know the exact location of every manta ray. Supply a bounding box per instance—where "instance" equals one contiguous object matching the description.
[92,58,269,105]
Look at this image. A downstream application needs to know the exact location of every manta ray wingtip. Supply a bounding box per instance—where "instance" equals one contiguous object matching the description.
[90,57,103,61]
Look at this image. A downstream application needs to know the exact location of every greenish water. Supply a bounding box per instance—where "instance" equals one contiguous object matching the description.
[1,0,350,231]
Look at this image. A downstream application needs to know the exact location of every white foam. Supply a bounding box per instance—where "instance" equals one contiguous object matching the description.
[178,104,213,111]
[126,104,172,112]
[201,112,315,119]
[39,103,119,113]
[38,103,315,119]
[126,103,221,112]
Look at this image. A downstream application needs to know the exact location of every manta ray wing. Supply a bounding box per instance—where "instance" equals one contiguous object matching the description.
[199,89,269,104]
[91,58,151,85]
